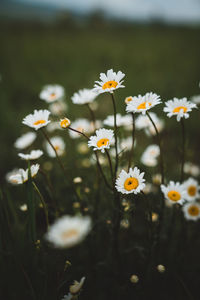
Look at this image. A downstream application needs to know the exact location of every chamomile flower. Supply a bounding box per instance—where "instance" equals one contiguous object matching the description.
[163,98,197,122]
[49,101,68,116]
[126,92,161,115]
[69,119,93,139]
[135,112,164,135]
[45,215,91,248]
[60,118,71,129]
[45,136,65,157]
[103,114,132,128]
[61,293,73,300]
[182,202,200,221]
[93,69,125,94]
[39,84,65,103]
[161,181,186,205]
[22,109,51,130]
[125,96,133,104]
[88,128,114,153]
[8,164,40,185]
[14,132,36,149]
[71,88,98,105]
[46,121,61,132]
[141,145,160,167]
[184,162,200,177]
[18,150,43,160]
[115,167,145,195]
[182,178,200,201]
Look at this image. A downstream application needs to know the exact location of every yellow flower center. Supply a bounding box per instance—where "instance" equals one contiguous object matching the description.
[33,119,46,126]
[124,177,139,191]
[137,102,151,110]
[173,106,187,113]
[97,138,109,148]
[61,229,78,240]
[102,80,118,90]
[50,92,56,99]
[188,205,200,216]
[167,190,181,202]
[54,145,60,151]
[187,185,197,196]
[125,96,133,104]
[60,118,70,128]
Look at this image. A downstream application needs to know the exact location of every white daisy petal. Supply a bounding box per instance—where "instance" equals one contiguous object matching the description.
[71,88,98,105]
[39,84,65,103]
[22,109,51,130]
[161,181,186,205]
[126,92,161,114]
[93,69,125,94]
[163,97,197,122]
[115,167,146,195]
[88,128,114,153]
[45,215,91,248]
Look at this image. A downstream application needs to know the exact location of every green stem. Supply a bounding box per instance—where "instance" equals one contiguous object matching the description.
[146,111,164,184]
[32,181,49,230]
[41,128,67,178]
[105,149,114,188]
[128,113,135,170]
[180,118,185,182]
[110,92,119,178]
[86,103,96,131]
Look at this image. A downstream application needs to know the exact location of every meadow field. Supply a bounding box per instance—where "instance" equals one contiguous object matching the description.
[0,20,200,300]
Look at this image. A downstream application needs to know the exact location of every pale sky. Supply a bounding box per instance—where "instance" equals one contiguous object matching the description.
[15,0,200,23]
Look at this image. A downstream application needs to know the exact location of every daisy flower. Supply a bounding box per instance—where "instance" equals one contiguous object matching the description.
[49,101,68,116]
[45,215,91,248]
[163,98,196,122]
[61,293,73,300]
[126,92,161,115]
[47,121,61,132]
[18,150,43,160]
[39,84,65,103]
[60,118,71,129]
[14,132,36,149]
[125,96,133,104]
[69,119,93,139]
[88,128,114,153]
[22,109,51,130]
[135,112,164,136]
[115,167,145,194]
[93,69,125,94]
[141,145,160,167]
[161,181,186,205]
[182,202,200,221]
[182,178,200,201]
[184,162,200,177]
[71,88,98,105]
[103,113,132,128]
[8,164,40,185]
[45,136,65,157]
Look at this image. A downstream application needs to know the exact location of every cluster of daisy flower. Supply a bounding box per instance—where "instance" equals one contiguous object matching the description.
[6,68,200,259]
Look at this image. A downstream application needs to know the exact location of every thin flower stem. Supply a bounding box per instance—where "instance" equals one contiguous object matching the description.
[180,118,185,182]
[94,152,112,190]
[68,126,89,140]
[86,103,96,131]
[67,127,112,190]
[32,181,49,230]
[105,149,114,187]
[146,111,164,184]
[41,128,67,177]
[128,113,135,170]
[111,92,119,178]
[141,191,153,238]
